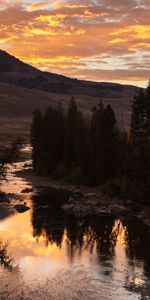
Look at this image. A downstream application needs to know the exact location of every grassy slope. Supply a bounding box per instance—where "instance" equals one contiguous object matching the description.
[0,81,132,142]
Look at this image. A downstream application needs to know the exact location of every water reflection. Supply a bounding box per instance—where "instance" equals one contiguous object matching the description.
[31,189,150,296]
[32,189,118,261]
[124,219,150,275]
[31,189,150,275]
[0,187,150,299]
[0,241,13,270]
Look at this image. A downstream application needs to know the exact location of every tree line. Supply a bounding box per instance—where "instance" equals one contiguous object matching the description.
[0,138,23,180]
[31,83,150,203]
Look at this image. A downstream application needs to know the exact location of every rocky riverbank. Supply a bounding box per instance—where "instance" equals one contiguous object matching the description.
[14,167,150,225]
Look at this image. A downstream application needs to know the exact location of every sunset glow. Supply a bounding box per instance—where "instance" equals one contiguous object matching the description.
[0,0,150,86]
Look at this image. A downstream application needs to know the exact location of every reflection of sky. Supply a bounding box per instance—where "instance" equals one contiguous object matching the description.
[0,210,146,296]
[0,161,148,299]
[0,211,97,275]
[112,220,145,292]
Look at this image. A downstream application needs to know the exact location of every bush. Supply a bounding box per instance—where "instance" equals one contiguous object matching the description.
[101,180,121,198]
[66,165,83,184]
[53,163,67,179]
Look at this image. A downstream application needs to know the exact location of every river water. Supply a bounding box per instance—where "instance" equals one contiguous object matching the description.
[0,160,150,299]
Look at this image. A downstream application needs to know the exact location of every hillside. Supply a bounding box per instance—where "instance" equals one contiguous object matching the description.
[0,50,139,142]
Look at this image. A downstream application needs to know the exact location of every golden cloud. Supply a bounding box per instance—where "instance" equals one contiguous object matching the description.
[27,2,49,12]
[0,0,149,86]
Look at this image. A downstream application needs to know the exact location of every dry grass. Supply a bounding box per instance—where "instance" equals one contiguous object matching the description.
[0,81,133,142]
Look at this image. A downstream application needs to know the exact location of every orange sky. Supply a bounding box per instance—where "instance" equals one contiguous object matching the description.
[0,0,150,87]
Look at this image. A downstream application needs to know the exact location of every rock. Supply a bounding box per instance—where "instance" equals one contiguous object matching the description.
[0,192,11,203]
[111,204,129,215]
[74,190,83,198]
[124,200,133,207]
[62,203,74,212]
[86,199,99,206]
[21,188,33,194]
[23,163,32,169]
[7,193,14,197]
[62,202,92,217]
[96,208,111,216]
[14,204,30,213]
[84,193,96,198]
[68,197,75,203]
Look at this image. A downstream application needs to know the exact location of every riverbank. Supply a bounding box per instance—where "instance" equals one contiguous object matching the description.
[15,167,150,226]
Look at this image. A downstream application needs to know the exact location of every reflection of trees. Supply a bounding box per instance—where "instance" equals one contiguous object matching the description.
[123,219,150,274]
[31,189,150,274]
[0,242,13,270]
[31,189,116,259]
[32,188,72,247]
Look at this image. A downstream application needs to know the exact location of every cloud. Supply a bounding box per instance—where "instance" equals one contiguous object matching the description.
[0,0,149,86]
[27,1,49,12]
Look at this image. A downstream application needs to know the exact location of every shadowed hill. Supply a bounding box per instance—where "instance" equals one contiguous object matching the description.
[0,50,140,141]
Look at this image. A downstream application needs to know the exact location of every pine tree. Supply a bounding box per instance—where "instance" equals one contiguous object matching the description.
[65,96,78,167]
[103,104,118,179]
[43,106,58,174]
[31,109,43,172]
[90,100,119,183]
[130,89,146,145]
[129,83,150,201]
[54,102,65,164]
[145,81,150,138]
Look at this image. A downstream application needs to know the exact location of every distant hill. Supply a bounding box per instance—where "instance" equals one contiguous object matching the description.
[0,49,140,142]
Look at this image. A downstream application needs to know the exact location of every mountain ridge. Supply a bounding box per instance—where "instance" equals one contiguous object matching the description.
[0,49,141,142]
[0,49,139,96]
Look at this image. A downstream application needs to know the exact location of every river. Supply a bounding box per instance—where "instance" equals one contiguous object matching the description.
[0,158,150,299]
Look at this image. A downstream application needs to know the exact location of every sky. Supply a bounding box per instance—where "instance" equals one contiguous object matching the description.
[0,0,150,87]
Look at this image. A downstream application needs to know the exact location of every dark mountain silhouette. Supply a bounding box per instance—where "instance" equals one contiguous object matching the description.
[0,49,140,141]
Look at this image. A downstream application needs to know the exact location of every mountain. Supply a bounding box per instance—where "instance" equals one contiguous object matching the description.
[0,49,140,142]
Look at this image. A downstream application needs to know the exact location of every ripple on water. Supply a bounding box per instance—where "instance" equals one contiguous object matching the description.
[0,266,142,300]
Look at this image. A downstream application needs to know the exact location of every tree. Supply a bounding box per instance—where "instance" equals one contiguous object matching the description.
[54,102,65,164]
[31,109,43,172]
[90,100,118,183]
[42,106,56,174]
[65,96,78,167]
[145,81,150,138]
[130,89,146,145]
[102,104,118,179]
[90,99,104,181]
[0,138,23,180]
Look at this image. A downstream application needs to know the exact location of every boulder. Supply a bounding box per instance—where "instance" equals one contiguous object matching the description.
[14,204,30,213]
[84,193,96,198]
[21,188,33,194]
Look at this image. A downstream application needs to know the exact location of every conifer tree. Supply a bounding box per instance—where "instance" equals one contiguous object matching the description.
[43,106,58,174]
[31,109,43,172]
[130,89,146,144]
[103,104,118,179]
[65,96,78,167]
[54,102,65,164]
[145,81,150,138]
[90,100,119,183]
